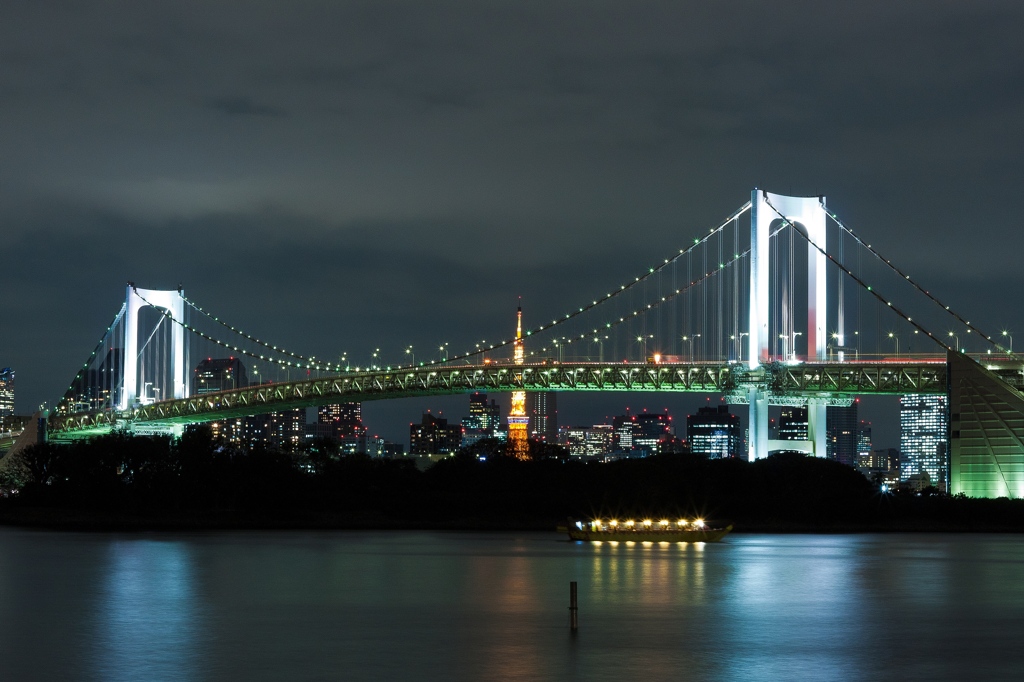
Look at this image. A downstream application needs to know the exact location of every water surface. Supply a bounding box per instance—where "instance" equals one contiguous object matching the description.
[1,530,1022,681]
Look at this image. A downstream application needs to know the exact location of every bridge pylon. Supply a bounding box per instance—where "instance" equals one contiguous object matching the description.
[747,190,829,461]
[120,284,188,411]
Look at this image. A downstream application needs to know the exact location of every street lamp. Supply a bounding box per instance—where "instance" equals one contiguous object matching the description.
[683,334,701,362]
[553,339,563,363]
[636,334,653,361]
[1003,330,1013,353]
[730,332,749,362]
[948,331,960,353]
[439,343,449,362]
[888,332,899,358]
[791,332,802,362]
[829,332,841,361]
[405,346,415,367]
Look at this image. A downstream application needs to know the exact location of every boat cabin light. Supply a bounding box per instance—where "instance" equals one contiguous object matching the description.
[626,520,636,527]
[677,519,687,526]
[694,518,705,528]
[642,519,652,527]
[609,519,618,527]
[659,519,669,526]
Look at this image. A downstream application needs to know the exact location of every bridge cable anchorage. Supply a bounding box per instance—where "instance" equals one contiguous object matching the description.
[821,206,1006,352]
[442,201,753,365]
[761,196,996,354]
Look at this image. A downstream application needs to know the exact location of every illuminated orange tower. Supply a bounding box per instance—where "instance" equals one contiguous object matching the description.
[507,301,530,460]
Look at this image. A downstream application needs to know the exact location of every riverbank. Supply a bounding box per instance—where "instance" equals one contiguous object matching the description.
[4,504,1024,534]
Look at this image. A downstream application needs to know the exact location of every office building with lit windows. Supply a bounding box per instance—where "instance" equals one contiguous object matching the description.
[687,405,741,458]
[193,357,248,395]
[900,394,948,490]
[246,409,307,450]
[778,407,808,441]
[826,403,859,467]
[633,412,674,452]
[312,402,368,454]
[0,368,14,417]
[410,413,461,455]
[527,391,558,442]
[191,358,249,444]
[560,424,615,457]
[462,393,500,447]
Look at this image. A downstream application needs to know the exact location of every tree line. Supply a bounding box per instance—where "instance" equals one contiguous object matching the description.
[2,429,1024,531]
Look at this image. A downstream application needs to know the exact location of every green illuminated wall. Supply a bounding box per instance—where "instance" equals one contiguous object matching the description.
[950,352,1024,499]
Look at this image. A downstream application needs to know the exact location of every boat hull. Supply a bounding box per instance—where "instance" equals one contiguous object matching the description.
[567,525,732,543]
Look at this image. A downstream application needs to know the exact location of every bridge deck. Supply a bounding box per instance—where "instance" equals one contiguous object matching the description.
[46,359,972,437]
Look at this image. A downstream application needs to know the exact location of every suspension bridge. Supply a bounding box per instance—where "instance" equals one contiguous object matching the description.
[16,190,1024,498]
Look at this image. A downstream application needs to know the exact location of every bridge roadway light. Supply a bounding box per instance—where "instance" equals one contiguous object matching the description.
[730,332,748,362]
[888,332,899,358]
[635,334,653,361]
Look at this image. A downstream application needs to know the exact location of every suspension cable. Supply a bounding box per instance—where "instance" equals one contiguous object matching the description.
[438,201,753,365]
[762,195,988,352]
[821,205,1005,350]
[180,294,319,366]
[55,304,126,413]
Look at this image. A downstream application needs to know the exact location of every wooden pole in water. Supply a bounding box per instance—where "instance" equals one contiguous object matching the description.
[569,581,578,631]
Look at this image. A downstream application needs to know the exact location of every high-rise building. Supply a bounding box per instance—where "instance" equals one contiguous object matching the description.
[461,392,501,447]
[612,414,636,450]
[559,424,615,457]
[193,357,248,394]
[900,394,948,490]
[314,402,367,454]
[410,413,461,455]
[687,405,741,458]
[857,421,873,462]
[527,391,558,442]
[246,409,306,450]
[857,447,900,488]
[0,368,14,417]
[633,412,674,453]
[778,407,808,441]
[193,357,249,444]
[826,403,859,467]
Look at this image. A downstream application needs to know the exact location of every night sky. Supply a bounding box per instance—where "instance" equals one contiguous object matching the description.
[3,2,1023,447]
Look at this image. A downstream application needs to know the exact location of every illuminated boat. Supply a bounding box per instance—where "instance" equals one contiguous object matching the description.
[563,517,733,543]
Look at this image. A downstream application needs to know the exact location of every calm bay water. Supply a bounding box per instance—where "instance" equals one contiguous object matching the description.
[1,529,1023,681]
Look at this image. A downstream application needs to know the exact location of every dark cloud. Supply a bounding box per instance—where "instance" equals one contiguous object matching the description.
[205,96,287,117]
[2,1,1023,444]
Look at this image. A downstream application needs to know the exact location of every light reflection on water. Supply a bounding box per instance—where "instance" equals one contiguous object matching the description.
[97,540,205,681]
[2,530,1024,681]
